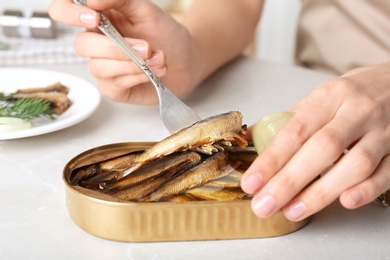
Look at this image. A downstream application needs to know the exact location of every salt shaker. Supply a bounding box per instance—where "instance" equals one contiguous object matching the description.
[0,9,57,39]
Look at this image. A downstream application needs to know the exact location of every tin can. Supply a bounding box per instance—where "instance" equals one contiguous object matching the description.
[63,142,310,242]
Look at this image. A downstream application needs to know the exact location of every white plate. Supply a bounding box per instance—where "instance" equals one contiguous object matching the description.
[0,68,101,140]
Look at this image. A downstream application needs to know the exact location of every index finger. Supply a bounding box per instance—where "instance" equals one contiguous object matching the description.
[48,0,100,28]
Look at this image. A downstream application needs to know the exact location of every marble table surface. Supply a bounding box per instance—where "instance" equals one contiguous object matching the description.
[1,57,389,259]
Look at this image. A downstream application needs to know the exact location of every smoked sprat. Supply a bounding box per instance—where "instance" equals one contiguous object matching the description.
[70,111,254,202]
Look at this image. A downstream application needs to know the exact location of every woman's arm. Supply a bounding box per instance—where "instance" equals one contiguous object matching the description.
[183,0,263,86]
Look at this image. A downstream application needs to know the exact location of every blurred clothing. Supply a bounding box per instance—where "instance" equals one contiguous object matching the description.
[295,0,390,75]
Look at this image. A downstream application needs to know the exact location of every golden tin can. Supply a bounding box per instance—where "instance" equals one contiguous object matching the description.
[63,142,309,242]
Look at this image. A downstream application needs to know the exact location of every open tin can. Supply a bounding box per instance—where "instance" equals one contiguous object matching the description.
[63,142,309,242]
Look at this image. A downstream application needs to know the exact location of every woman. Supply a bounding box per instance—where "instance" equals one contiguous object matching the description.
[49,0,390,221]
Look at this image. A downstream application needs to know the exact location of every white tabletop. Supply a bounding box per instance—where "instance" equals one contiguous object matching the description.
[1,57,389,259]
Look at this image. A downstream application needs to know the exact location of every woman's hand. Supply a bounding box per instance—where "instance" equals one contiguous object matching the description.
[49,0,198,104]
[242,62,390,221]
[49,0,262,105]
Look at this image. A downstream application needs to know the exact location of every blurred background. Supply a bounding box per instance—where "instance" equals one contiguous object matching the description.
[0,0,302,66]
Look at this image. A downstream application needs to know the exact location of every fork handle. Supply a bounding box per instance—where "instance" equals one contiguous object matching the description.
[73,0,165,91]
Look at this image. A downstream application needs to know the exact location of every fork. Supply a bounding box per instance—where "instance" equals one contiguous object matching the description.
[73,0,201,134]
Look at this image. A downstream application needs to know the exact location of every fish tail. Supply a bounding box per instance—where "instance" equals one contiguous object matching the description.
[230,124,248,148]
[233,135,248,148]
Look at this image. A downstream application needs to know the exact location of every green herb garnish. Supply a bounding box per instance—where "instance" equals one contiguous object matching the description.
[0,93,54,120]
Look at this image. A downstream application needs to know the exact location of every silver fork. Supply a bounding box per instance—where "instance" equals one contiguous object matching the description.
[73,0,201,134]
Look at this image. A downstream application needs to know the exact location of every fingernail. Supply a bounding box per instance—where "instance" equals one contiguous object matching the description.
[132,44,147,58]
[146,52,164,67]
[253,194,277,218]
[347,189,363,206]
[242,173,263,194]
[80,12,96,26]
[285,201,307,221]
